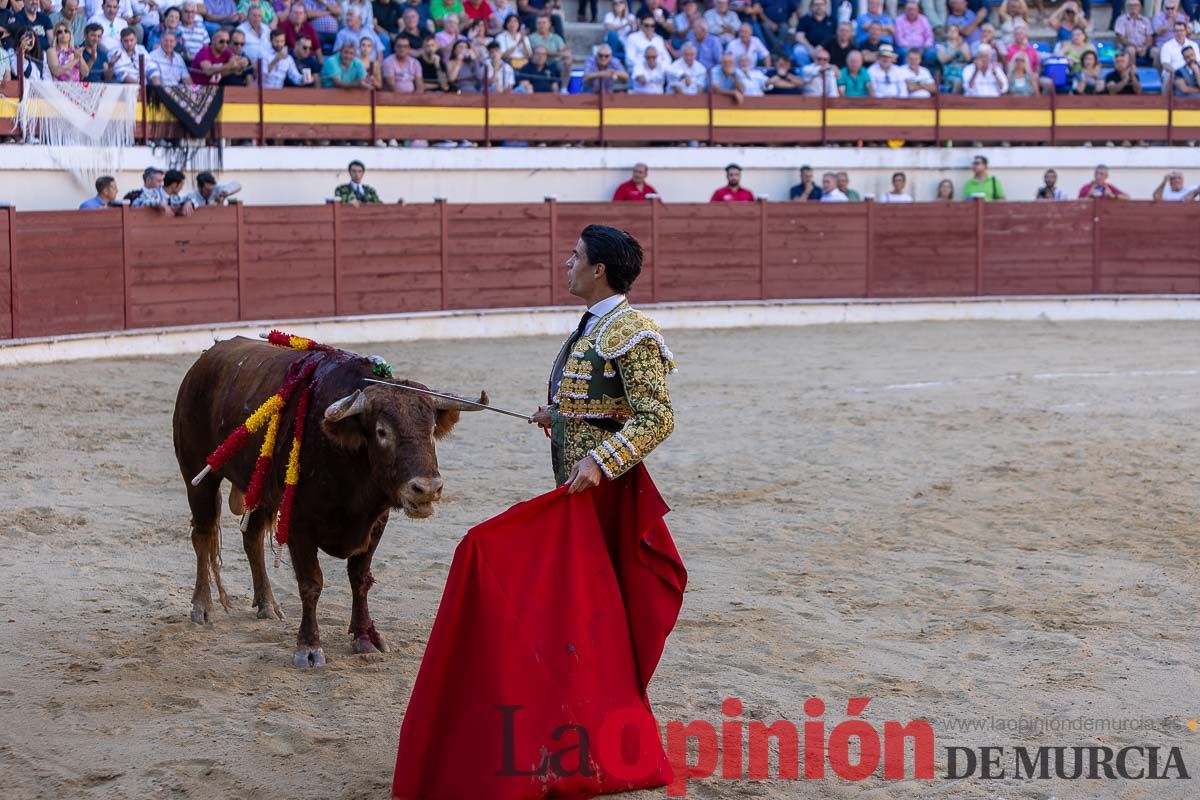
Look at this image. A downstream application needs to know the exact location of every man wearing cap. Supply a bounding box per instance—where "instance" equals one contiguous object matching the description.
[867,42,906,96]
[1152,170,1198,201]
[710,163,755,202]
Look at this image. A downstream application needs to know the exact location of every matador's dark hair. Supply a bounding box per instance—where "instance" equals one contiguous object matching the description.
[580,224,643,294]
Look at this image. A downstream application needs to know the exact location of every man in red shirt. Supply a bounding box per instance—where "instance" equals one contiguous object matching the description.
[710,163,755,202]
[612,163,657,201]
[1077,164,1131,199]
[280,2,320,58]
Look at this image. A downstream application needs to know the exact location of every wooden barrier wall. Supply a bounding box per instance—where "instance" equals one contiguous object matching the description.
[3,80,1200,144]
[3,199,1199,341]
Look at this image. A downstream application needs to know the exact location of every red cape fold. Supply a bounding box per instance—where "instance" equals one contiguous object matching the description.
[392,464,687,800]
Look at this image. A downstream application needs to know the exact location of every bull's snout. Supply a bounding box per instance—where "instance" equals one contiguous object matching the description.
[406,475,444,502]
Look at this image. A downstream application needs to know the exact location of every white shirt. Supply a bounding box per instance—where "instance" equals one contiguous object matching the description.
[1160,183,1197,200]
[963,61,1008,96]
[86,0,134,18]
[867,61,908,97]
[820,188,849,202]
[624,30,665,70]
[738,66,768,95]
[898,63,934,97]
[703,8,740,42]
[878,191,914,202]
[88,11,128,52]
[1160,38,1199,73]
[178,18,211,60]
[604,10,637,42]
[582,294,626,337]
[236,19,273,62]
[110,43,149,81]
[668,57,708,94]
[261,50,303,88]
[147,47,188,84]
[725,35,769,68]
[632,60,667,93]
[801,63,839,96]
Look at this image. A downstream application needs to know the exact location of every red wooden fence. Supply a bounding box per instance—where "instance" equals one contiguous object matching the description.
[3,199,1199,342]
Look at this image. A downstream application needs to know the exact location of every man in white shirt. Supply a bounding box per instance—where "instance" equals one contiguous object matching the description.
[703,0,739,45]
[801,47,839,96]
[725,22,770,68]
[668,41,707,93]
[262,27,305,87]
[631,45,667,93]
[962,45,1007,96]
[867,42,906,97]
[236,3,273,62]
[106,25,147,81]
[818,172,848,202]
[1157,20,1198,77]
[147,28,191,85]
[87,0,127,51]
[898,46,935,97]
[1153,170,1199,200]
[176,0,210,61]
[624,15,666,71]
[736,53,768,95]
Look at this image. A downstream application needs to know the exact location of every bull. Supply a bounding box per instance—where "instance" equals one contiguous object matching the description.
[172,337,486,667]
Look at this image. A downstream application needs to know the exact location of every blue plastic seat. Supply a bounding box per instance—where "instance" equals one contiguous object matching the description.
[1138,66,1162,93]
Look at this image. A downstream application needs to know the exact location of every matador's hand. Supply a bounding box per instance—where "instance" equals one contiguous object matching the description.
[566,457,603,494]
[529,405,552,428]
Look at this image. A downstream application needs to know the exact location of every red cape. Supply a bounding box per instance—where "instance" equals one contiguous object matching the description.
[392,464,687,799]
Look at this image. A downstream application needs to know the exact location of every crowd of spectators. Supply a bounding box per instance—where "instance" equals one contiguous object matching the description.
[7,0,1200,99]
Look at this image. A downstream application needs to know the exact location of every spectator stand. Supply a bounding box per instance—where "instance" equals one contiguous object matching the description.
[3,198,1199,343]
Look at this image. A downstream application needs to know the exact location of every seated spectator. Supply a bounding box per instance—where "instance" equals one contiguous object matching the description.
[334,8,384,60]
[686,18,722,70]
[336,160,381,204]
[1005,50,1036,95]
[818,171,847,202]
[710,50,745,103]
[937,24,971,91]
[1152,2,1187,53]
[47,23,83,81]
[751,0,796,58]
[583,43,628,92]
[291,36,321,82]
[394,7,425,51]
[446,38,483,90]
[726,21,769,69]
[1004,22,1036,70]
[105,26,145,81]
[52,0,87,46]
[178,2,211,61]
[322,39,370,86]
[1153,170,1198,200]
[281,3,320,56]
[418,35,449,89]
[382,34,422,89]
[462,0,494,32]
[185,171,241,205]
[434,14,466,53]
[971,22,1000,58]
[1158,21,1197,79]
[341,0,374,30]
[945,0,985,46]
[12,0,55,52]
[736,52,769,95]
[223,31,257,83]
[516,43,558,90]
[429,0,464,27]
[238,0,278,27]
[148,29,191,84]
[1074,49,1102,93]
[485,40,514,90]
[793,0,833,67]
[836,171,859,200]
[1055,25,1093,77]
[263,28,310,85]
[856,0,894,45]
[894,0,932,63]
[491,0,516,29]
[527,13,563,58]
[867,42,905,96]
[1036,169,1067,199]
[604,0,637,61]
[766,52,804,92]
[789,165,822,201]
[301,0,341,53]
[1174,44,1200,95]
[494,13,530,61]
[801,46,838,95]
[625,14,665,70]
[711,163,754,202]
[962,46,1007,95]
[375,0,404,41]
[88,0,128,53]
[635,0,674,41]
[80,175,120,209]
[671,0,699,44]
[821,21,855,68]
[1078,164,1129,199]
[995,0,1027,43]
[838,49,870,96]
[704,0,739,46]
[235,4,272,62]
[859,22,884,65]
[78,22,108,81]
[1114,0,1152,65]
[936,178,954,199]
[1105,49,1141,93]
[899,46,934,95]
[517,0,562,38]
[359,35,384,87]
[1047,0,1086,43]
[613,163,657,201]
[147,6,182,52]
[189,28,240,82]
[962,154,1004,199]
[879,171,914,202]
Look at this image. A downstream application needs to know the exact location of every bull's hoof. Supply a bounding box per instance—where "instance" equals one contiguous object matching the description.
[367,626,390,653]
[352,636,380,655]
[256,602,284,620]
[293,646,326,669]
[190,602,210,625]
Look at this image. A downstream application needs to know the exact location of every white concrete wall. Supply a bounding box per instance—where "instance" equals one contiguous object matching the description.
[3,145,1200,210]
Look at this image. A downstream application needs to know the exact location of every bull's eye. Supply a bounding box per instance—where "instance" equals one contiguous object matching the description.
[376,426,388,443]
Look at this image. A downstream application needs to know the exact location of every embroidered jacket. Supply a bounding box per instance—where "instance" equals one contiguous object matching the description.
[334,182,381,204]
[548,299,676,485]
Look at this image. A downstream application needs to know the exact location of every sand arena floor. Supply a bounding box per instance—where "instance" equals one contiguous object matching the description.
[0,320,1198,800]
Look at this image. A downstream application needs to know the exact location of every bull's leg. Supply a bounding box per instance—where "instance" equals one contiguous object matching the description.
[290,542,326,668]
[348,517,389,655]
[243,508,284,620]
[186,480,230,624]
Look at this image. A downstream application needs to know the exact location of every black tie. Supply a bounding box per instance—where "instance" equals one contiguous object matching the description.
[548,311,592,403]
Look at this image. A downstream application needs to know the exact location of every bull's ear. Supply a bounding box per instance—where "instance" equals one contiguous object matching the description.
[322,390,369,450]
[434,409,461,440]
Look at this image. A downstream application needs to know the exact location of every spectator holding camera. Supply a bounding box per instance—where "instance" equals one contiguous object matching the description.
[1077,164,1130,199]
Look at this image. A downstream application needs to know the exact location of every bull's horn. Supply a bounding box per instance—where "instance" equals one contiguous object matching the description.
[324,389,369,421]
[428,390,490,411]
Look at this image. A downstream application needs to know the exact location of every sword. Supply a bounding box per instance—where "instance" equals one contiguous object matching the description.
[362,378,532,422]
